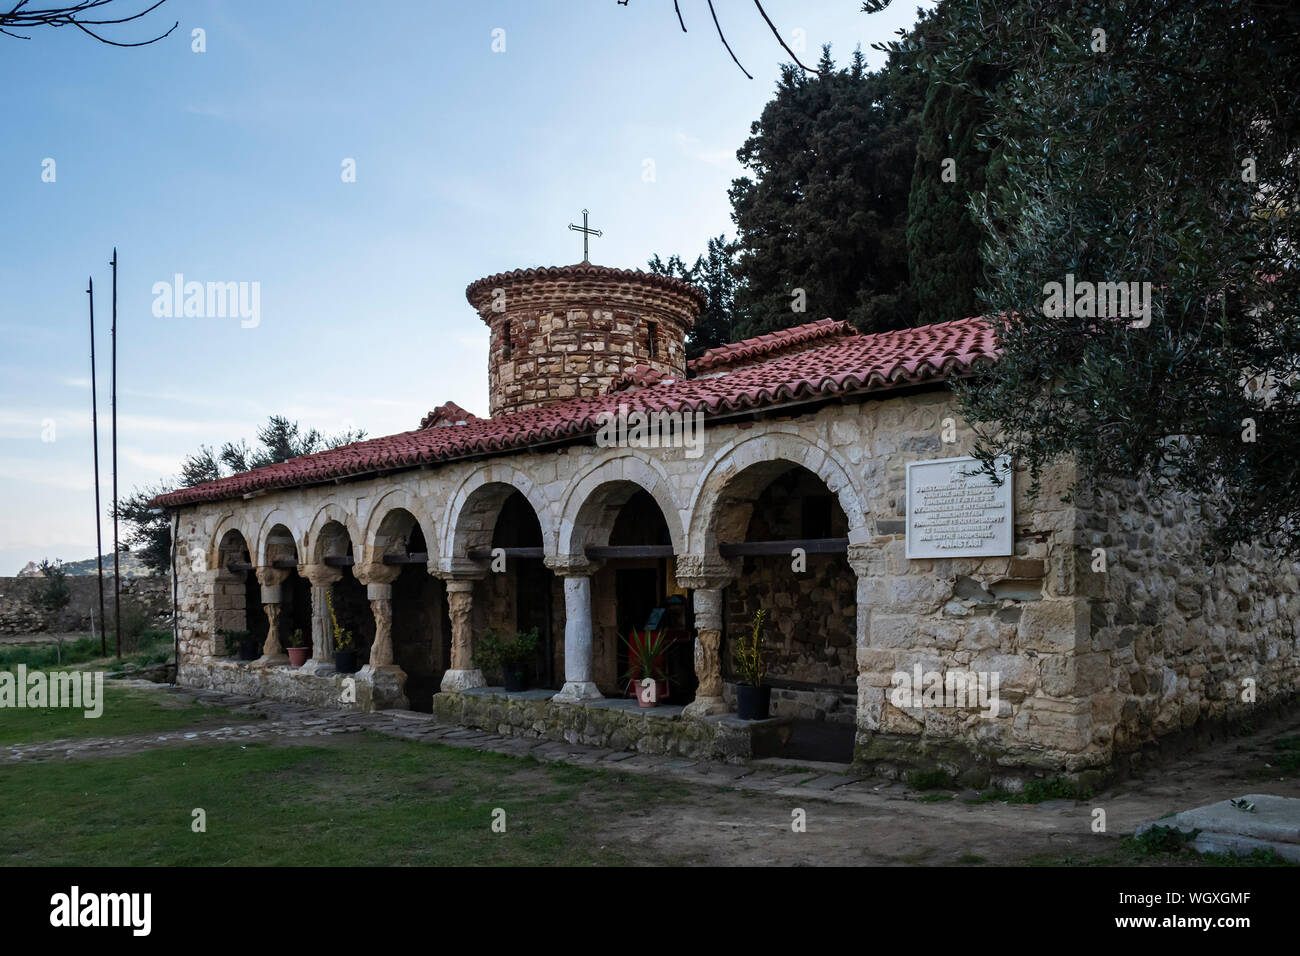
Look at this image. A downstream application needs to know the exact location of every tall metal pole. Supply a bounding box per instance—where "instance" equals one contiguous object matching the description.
[111,248,121,658]
[88,277,106,656]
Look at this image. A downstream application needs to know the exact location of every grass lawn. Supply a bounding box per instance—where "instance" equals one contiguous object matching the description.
[0,685,255,746]
[0,630,174,672]
[0,733,693,866]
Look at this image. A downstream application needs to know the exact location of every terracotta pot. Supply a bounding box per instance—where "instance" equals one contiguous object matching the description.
[630,678,669,707]
[286,646,311,667]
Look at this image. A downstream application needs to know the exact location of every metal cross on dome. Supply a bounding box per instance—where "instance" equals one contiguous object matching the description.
[568,208,603,263]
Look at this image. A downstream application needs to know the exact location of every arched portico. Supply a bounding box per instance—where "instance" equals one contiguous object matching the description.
[678,435,869,752]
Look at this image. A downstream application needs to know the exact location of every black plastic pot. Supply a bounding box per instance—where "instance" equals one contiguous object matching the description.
[736,684,771,721]
[334,649,358,674]
[502,667,527,692]
[238,639,259,661]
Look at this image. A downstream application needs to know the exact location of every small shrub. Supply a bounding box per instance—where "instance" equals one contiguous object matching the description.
[1133,825,1200,857]
[907,768,957,791]
[116,601,153,654]
[36,559,71,613]
[1022,776,1091,803]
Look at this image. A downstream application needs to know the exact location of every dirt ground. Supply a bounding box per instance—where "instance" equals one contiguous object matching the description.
[597,711,1300,866]
[7,681,1298,866]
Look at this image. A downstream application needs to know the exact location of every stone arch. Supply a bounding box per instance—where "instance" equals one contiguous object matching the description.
[207,513,257,570]
[208,522,264,657]
[558,453,686,557]
[441,464,554,559]
[686,431,868,556]
[304,501,363,564]
[254,508,304,566]
[362,489,438,565]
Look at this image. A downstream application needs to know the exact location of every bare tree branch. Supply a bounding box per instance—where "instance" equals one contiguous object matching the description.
[708,0,752,80]
[752,0,816,73]
[1,0,176,45]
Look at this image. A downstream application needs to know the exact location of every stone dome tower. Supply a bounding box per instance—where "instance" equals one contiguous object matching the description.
[465,263,705,417]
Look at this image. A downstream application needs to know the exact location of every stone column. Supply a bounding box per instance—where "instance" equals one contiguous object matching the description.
[685,588,726,715]
[255,566,291,664]
[354,561,408,708]
[553,572,602,702]
[440,579,485,691]
[848,544,886,737]
[676,555,739,718]
[353,562,403,668]
[299,563,343,675]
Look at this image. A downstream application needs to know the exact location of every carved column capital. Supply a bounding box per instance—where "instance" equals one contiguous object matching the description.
[298,563,343,588]
[255,565,291,589]
[430,556,487,582]
[543,553,599,578]
[846,544,877,578]
[674,554,740,591]
[353,561,402,590]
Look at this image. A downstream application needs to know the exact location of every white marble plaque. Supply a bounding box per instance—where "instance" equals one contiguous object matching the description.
[905,455,1013,559]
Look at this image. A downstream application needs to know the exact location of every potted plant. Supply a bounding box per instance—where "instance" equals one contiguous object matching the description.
[221,629,258,662]
[285,628,311,668]
[326,591,357,674]
[474,628,539,692]
[733,609,770,720]
[621,628,671,707]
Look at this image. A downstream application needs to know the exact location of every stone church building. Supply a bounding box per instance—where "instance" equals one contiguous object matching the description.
[155,262,1299,786]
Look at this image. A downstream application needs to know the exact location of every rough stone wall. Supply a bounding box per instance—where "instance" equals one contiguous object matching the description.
[465,265,702,417]
[726,556,857,688]
[724,467,857,689]
[846,391,1097,782]
[0,574,169,634]
[1081,482,1300,774]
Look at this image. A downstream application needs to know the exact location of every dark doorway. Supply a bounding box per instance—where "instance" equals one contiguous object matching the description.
[516,558,555,688]
[615,567,660,693]
[493,490,554,688]
[783,719,855,763]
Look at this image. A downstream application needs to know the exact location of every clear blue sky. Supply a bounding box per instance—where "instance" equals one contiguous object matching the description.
[0,0,930,573]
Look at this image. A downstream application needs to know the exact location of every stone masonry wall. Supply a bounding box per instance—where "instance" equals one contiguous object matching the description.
[1081,481,1300,775]
[465,265,703,417]
[0,574,169,634]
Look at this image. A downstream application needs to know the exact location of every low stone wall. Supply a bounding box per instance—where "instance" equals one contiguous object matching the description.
[433,688,793,762]
[722,680,856,724]
[178,659,408,711]
[0,575,170,634]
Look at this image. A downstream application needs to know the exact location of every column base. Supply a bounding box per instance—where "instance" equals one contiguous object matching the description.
[298,659,336,677]
[358,664,409,710]
[683,695,729,718]
[255,654,289,668]
[440,668,486,692]
[553,681,603,703]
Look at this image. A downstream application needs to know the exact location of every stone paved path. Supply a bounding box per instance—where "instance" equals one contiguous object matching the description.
[7,680,1300,862]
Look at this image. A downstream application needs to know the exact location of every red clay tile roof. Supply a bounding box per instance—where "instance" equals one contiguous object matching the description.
[152,316,999,508]
[418,401,480,430]
[607,364,676,392]
[689,318,859,374]
[465,263,707,311]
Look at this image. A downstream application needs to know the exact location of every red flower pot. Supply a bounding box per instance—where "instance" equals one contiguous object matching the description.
[287,646,311,668]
